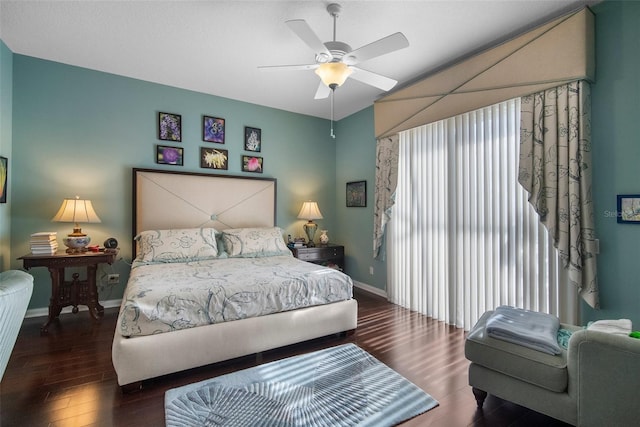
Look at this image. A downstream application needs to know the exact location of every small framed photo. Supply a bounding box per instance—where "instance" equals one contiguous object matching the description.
[242,155,263,173]
[158,112,182,142]
[200,147,228,170]
[156,145,183,166]
[0,156,7,203]
[244,126,262,152]
[346,180,367,207]
[617,194,640,223]
[203,116,225,143]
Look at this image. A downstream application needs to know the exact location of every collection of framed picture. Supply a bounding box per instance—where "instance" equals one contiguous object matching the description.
[156,111,263,173]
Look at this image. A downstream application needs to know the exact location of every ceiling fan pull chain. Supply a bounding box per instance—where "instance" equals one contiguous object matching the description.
[330,90,336,139]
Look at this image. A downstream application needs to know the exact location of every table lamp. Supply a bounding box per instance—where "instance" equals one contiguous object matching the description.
[297,201,323,247]
[51,196,101,253]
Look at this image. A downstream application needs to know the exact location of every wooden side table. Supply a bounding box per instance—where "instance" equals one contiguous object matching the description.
[289,244,345,272]
[19,250,119,333]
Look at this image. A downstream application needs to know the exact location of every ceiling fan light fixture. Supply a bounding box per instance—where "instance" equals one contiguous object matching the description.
[315,62,352,89]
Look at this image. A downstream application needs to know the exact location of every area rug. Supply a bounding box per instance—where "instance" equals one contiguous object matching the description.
[165,343,438,426]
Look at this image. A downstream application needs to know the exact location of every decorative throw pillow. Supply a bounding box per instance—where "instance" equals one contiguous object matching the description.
[221,227,291,258]
[135,228,218,263]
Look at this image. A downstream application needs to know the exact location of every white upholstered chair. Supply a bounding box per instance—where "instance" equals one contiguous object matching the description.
[0,270,33,381]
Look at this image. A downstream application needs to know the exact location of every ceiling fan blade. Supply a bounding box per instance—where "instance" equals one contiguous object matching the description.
[286,19,332,60]
[349,67,398,91]
[342,32,409,65]
[258,64,318,71]
[314,81,331,99]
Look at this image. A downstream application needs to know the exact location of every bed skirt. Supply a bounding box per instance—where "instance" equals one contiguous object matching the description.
[112,299,358,388]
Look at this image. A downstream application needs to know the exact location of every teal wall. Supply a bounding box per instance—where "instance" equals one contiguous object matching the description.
[335,107,386,291]
[0,40,12,271]
[9,55,339,310]
[584,0,640,324]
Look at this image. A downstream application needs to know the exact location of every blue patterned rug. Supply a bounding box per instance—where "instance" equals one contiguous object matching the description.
[165,343,438,426]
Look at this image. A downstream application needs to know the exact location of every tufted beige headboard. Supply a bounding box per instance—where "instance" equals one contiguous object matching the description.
[132,168,277,255]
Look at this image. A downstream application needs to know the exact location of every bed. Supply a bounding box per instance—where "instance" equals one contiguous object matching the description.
[111,169,358,390]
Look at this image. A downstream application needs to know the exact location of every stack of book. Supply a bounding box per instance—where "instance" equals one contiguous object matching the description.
[287,238,306,249]
[30,232,58,255]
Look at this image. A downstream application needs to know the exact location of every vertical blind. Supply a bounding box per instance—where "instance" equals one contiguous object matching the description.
[388,98,574,331]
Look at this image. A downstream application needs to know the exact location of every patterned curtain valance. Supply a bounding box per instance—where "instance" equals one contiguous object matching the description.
[374,8,594,138]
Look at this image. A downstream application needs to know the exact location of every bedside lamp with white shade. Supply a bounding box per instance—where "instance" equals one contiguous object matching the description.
[51,196,102,253]
[297,201,323,247]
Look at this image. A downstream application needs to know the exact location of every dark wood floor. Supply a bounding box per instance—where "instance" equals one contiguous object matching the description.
[0,288,570,427]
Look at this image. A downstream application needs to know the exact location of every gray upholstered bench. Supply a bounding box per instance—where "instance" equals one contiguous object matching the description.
[465,310,640,426]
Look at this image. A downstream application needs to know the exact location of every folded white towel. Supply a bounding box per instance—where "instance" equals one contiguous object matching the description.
[587,319,632,336]
[486,306,561,355]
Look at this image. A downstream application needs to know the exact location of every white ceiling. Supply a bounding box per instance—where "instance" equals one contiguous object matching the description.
[0,0,597,121]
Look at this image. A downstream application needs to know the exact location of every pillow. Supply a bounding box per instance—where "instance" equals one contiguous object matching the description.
[221,227,291,258]
[135,228,219,263]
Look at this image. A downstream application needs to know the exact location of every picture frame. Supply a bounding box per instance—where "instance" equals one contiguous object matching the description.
[0,156,7,203]
[156,145,183,166]
[203,116,225,143]
[244,126,262,152]
[200,147,228,170]
[616,194,640,223]
[242,155,263,173]
[346,180,367,207]
[158,112,182,142]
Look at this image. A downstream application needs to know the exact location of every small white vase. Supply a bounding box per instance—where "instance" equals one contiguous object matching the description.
[319,230,329,245]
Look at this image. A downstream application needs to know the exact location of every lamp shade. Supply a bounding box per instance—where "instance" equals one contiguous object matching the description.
[315,62,353,88]
[52,196,101,252]
[297,201,323,220]
[51,197,102,224]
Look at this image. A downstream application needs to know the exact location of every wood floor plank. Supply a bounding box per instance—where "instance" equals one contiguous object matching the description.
[0,288,569,426]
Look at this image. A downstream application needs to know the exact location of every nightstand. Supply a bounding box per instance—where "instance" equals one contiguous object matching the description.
[19,250,119,333]
[290,244,345,272]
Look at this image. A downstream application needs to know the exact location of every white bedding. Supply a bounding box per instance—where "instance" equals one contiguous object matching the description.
[118,254,353,337]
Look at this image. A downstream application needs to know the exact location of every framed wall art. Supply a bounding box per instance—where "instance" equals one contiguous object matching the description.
[617,194,640,223]
[156,145,183,166]
[244,126,262,152]
[242,155,263,173]
[203,116,225,143]
[200,147,228,170]
[0,156,7,203]
[346,180,367,207]
[158,112,182,142]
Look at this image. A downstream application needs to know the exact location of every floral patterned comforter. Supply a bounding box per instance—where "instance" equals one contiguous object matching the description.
[118,255,353,337]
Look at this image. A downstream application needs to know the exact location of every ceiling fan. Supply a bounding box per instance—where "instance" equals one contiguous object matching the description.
[259,3,409,99]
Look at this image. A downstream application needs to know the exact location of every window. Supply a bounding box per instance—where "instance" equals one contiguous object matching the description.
[388,99,570,330]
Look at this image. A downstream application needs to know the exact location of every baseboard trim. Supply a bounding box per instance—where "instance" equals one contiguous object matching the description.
[25,299,122,318]
[353,280,388,299]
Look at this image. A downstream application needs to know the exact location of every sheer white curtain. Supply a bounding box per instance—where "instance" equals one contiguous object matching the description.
[388,99,576,331]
